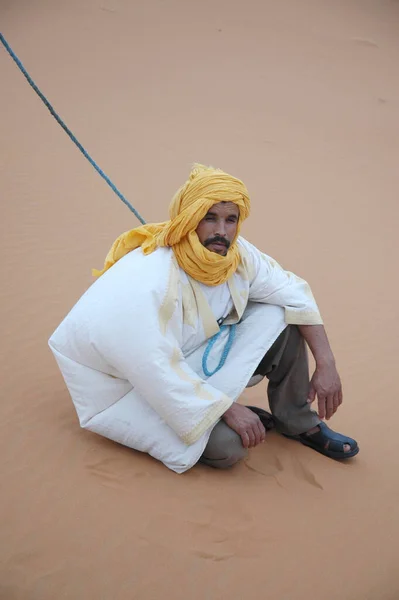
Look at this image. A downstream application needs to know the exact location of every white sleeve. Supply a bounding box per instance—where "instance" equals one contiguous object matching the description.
[240,238,323,325]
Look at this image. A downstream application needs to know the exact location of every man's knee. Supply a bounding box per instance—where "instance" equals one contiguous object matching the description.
[200,420,247,469]
[274,325,303,357]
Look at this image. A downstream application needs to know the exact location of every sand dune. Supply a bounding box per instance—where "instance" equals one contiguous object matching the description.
[1,0,399,598]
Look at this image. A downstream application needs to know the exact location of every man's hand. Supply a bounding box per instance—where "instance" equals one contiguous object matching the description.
[307,362,343,420]
[298,324,343,420]
[222,404,266,448]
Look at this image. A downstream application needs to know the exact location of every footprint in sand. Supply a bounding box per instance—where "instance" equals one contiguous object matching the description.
[139,503,270,561]
[86,456,147,488]
[352,37,379,48]
[291,455,323,490]
[243,438,284,480]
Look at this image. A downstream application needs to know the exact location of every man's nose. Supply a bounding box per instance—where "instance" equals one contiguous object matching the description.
[215,221,227,237]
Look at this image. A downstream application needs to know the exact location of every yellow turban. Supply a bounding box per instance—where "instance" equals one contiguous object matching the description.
[93,164,251,286]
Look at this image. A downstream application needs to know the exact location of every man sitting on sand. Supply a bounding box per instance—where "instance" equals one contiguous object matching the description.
[49,164,358,473]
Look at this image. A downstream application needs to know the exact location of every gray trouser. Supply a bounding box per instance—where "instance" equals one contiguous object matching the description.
[199,325,321,469]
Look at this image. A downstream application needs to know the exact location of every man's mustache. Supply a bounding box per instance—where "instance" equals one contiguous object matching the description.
[205,236,230,250]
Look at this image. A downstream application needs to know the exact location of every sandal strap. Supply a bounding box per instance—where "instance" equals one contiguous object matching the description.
[246,406,275,431]
[302,422,357,452]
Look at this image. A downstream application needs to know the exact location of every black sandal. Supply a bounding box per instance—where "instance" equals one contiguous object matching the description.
[283,422,359,459]
[246,406,275,431]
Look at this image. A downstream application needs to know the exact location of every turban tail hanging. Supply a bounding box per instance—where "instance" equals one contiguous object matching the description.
[93,164,251,286]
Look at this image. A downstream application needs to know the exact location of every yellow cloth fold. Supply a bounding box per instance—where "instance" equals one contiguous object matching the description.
[93,164,251,286]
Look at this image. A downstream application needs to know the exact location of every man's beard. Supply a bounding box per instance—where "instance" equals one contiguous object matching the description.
[204,236,230,256]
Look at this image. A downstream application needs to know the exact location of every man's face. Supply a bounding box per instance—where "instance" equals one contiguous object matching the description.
[196,202,239,256]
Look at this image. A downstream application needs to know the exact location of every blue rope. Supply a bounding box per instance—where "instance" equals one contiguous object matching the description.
[202,324,236,377]
[1,32,238,371]
[0,32,146,225]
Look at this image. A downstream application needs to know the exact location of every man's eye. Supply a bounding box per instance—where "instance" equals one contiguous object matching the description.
[205,216,215,221]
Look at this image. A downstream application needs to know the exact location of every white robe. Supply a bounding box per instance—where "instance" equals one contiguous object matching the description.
[48,237,322,473]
